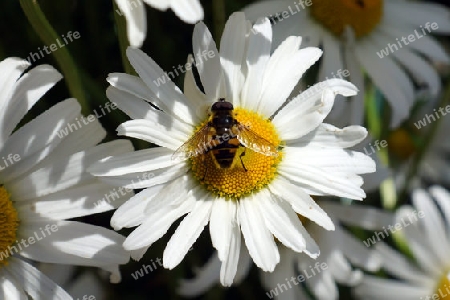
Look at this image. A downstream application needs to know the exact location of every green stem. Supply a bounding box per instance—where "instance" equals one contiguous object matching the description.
[112,0,136,75]
[398,79,450,203]
[20,0,90,115]
[212,0,226,41]
[365,84,381,140]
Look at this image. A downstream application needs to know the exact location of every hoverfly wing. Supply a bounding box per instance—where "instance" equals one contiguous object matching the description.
[235,123,278,156]
[172,124,213,161]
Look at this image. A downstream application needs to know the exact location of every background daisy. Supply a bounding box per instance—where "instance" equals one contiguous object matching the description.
[0,57,132,299]
[355,186,450,300]
[243,0,450,127]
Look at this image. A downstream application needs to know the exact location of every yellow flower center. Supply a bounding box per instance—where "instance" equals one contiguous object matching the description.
[387,128,416,160]
[0,186,19,267]
[310,0,383,38]
[190,108,282,200]
[434,272,450,299]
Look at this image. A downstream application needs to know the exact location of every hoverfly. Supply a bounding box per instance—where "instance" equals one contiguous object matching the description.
[172,98,278,171]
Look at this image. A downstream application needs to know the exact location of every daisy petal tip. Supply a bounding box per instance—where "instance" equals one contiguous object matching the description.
[110,273,121,284]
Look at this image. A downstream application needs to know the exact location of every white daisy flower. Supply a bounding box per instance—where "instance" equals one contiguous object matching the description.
[0,57,132,299]
[115,0,204,47]
[355,186,450,300]
[179,201,387,300]
[91,12,375,286]
[243,0,450,127]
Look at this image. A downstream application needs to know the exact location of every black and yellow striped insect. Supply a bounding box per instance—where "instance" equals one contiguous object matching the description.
[173,98,278,171]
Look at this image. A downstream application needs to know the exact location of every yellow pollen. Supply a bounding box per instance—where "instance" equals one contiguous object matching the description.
[310,0,383,38]
[387,128,416,160]
[0,186,19,267]
[434,272,450,299]
[190,108,282,200]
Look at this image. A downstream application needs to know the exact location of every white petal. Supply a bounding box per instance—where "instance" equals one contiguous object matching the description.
[143,0,169,10]
[126,47,196,124]
[106,85,159,120]
[7,140,131,200]
[278,151,370,200]
[258,189,306,252]
[258,37,323,117]
[0,64,62,142]
[107,72,158,105]
[241,17,272,111]
[385,1,450,34]
[209,197,237,261]
[170,0,204,24]
[123,187,197,250]
[392,46,441,97]
[273,79,358,140]
[117,119,189,150]
[287,124,367,148]
[90,147,177,176]
[0,58,30,119]
[269,177,335,230]
[219,221,241,286]
[5,257,72,299]
[20,220,129,265]
[431,186,450,230]
[399,206,441,276]
[283,147,375,175]
[0,273,28,300]
[192,22,225,100]
[238,195,280,272]
[318,33,344,81]
[183,54,207,121]
[163,197,213,269]
[115,0,146,47]
[17,182,131,220]
[219,12,247,106]
[412,189,450,264]
[0,98,81,183]
[111,184,164,230]
[97,163,188,189]
[355,39,413,127]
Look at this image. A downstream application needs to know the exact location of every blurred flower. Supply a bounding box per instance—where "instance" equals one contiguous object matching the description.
[355,186,450,299]
[115,0,204,47]
[0,57,131,299]
[244,0,450,127]
[91,12,375,286]
[179,201,388,300]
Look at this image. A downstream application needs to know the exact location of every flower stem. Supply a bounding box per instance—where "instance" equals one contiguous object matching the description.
[20,0,90,115]
[212,0,226,40]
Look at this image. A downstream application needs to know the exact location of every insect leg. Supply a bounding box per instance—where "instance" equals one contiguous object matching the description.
[239,149,248,172]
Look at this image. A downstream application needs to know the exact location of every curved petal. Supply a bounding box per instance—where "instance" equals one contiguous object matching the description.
[170,0,204,24]
[115,0,147,48]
